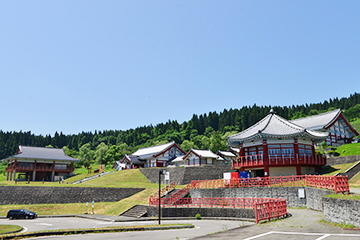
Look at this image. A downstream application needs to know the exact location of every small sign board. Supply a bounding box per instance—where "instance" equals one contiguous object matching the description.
[165,171,170,180]
[223,172,231,180]
[298,188,305,198]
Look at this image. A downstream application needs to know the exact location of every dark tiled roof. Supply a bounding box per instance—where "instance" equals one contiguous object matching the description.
[4,146,79,162]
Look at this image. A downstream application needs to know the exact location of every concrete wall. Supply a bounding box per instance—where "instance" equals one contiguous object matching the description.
[139,165,233,185]
[327,155,360,166]
[190,187,332,210]
[269,167,296,176]
[323,197,360,227]
[0,186,144,205]
[147,206,255,219]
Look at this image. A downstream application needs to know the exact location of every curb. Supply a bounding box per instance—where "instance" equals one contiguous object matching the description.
[0,225,194,239]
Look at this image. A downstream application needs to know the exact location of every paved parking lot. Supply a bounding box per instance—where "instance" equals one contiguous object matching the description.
[1,209,360,240]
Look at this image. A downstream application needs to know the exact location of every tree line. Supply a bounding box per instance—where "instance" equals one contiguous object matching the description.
[1,93,360,168]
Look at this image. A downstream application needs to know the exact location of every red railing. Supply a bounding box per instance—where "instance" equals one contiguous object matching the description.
[232,154,326,168]
[6,166,74,172]
[255,200,287,224]
[151,196,287,224]
[190,175,349,194]
[149,182,176,205]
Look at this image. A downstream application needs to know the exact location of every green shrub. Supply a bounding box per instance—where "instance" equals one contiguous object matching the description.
[195,213,201,220]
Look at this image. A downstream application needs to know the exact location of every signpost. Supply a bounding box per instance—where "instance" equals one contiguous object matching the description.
[158,169,166,225]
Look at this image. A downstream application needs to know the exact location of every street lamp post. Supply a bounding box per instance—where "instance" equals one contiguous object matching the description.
[158,169,166,225]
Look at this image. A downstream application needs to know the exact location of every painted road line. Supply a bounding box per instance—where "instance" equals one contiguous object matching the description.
[245,231,360,239]
[243,231,274,240]
[315,234,331,240]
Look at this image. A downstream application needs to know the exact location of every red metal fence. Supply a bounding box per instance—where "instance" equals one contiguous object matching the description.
[148,174,348,223]
[255,200,287,224]
[190,175,349,194]
[150,195,287,224]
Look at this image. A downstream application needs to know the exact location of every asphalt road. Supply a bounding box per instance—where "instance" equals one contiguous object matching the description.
[0,218,252,239]
[2,209,360,240]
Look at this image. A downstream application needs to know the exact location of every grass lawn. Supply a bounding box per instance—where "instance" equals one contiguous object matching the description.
[335,143,360,157]
[0,169,181,216]
[0,188,155,217]
[321,162,358,176]
[350,118,360,135]
[0,225,22,234]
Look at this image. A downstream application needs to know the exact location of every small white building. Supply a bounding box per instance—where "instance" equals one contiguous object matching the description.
[115,141,186,168]
[216,150,235,164]
[183,149,224,166]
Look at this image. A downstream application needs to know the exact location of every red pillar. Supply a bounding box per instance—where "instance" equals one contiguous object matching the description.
[312,141,316,157]
[262,139,268,163]
[264,166,269,177]
[294,139,299,156]
[296,165,301,175]
[239,143,244,157]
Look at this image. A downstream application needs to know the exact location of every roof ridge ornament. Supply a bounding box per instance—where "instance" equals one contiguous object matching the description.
[269,109,276,115]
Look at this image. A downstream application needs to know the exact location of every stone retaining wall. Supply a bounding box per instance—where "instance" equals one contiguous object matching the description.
[0,186,144,205]
[147,206,255,219]
[327,155,360,166]
[190,187,332,210]
[139,165,233,185]
[323,197,360,227]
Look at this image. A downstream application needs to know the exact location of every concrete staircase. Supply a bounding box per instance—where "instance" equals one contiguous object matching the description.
[71,171,114,184]
[119,205,148,218]
[337,160,360,180]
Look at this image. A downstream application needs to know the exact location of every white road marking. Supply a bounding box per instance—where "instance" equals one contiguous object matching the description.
[21,227,28,233]
[35,223,53,226]
[244,231,360,239]
[243,231,274,240]
[315,234,331,240]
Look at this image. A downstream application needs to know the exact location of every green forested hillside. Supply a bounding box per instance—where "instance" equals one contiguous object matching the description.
[1,93,360,168]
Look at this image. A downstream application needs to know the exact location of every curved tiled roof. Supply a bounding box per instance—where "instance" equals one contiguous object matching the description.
[289,109,342,130]
[3,146,79,162]
[132,141,176,158]
[227,110,328,145]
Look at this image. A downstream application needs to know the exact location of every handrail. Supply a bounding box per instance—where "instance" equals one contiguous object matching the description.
[149,181,176,199]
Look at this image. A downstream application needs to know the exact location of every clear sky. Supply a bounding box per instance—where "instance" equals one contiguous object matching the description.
[1,1,359,136]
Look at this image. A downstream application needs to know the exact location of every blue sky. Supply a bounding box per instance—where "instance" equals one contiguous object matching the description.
[1,1,359,136]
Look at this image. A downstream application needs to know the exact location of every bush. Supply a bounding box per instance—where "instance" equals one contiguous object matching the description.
[195,213,201,220]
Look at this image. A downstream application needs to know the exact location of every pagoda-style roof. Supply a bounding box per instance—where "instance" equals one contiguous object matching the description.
[2,146,80,162]
[290,109,359,135]
[227,109,329,147]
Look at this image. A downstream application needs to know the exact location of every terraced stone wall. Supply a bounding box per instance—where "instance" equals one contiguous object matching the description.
[327,155,360,166]
[190,187,332,210]
[147,206,255,219]
[139,165,233,185]
[323,197,360,227]
[0,186,144,205]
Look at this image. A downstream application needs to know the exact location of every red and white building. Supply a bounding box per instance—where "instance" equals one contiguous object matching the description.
[227,109,329,177]
[182,149,225,166]
[115,141,186,169]
[3,146,79,181]
[290,109,359,146]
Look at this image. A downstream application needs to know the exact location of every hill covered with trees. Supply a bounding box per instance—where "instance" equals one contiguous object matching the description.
[1,93,360,168]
